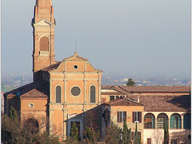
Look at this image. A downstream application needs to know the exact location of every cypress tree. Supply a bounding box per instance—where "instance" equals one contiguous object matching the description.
[133,122,141,144]
[122,118,131,144]
[163,120,169,144]
[70,122,80,141]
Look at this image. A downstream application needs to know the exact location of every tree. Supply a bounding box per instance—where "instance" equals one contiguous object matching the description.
[163,121,169,144]
[133,122,141,144]
[70,122,80,142]
[122,118,131,144]
[2,107,60,144]
[84,126,100,144]
[126,78,136,86]
[104,121,122,144]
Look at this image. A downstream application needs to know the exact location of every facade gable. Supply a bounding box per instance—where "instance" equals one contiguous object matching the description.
[33,19,55,27]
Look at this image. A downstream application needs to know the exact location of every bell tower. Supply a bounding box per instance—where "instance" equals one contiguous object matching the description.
[32,0,56,81]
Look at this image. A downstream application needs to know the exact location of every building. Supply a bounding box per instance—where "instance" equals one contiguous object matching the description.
[101,86,191,143]
[1,92,5,113]
[4,0,191,143]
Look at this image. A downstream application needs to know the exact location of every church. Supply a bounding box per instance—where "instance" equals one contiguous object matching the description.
[4,0,191,143]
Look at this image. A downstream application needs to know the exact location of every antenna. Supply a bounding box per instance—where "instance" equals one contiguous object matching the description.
[74,40,77,52]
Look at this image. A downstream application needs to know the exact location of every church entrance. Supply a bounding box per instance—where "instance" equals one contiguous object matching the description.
[67,114,83,140]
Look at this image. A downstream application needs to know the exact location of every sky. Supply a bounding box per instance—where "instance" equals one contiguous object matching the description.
[2,0,191,76]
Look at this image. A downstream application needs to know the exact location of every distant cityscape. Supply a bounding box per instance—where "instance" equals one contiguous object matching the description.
[1,71,191,93]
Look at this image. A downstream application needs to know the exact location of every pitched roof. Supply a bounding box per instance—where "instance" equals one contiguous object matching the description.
[101,92,126,95]
[127,94,190,112]
[119,86,191,93]
[4,79,49,99]
[63,52,88,61]
[41,61,61,71]
[20,89,47,98]
[105,97,143,106]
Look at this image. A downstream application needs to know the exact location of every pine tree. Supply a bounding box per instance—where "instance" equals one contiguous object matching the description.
[126,78,136,86]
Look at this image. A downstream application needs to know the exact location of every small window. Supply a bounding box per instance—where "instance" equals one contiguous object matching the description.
[40,37,49,51]
[110,96,114,101]
[147,138,151,144]
[117,111,126,123]
[90,86,96,103]
[74,65,78,69]
[132,111,142,123]
[116,96,120,99]
[56,86,61,103]
[71,86,81,96]
[157,113,168,129]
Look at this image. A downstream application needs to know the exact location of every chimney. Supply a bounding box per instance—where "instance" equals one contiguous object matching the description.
[137,96,140,103]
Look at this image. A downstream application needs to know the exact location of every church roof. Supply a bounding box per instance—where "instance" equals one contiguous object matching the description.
[41,61,61,71]
[127,94,190,112]
[41,52,102,72]
[104,97,143,106]
[4,79,49,99]
[63,52,88,61]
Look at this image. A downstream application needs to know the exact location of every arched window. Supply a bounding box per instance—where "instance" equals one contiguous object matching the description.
[90,86,96,103]
[24,118,39,134]
[40,37,49,51]
[157,113,168,129]
[170,113,181,129]
[183,113,191,129]
[56,86,61,103]
[144,113,155,129]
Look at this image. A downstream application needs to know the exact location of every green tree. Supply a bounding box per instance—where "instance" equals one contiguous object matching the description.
[122,118,131,144]
[104,121,121,144]
[133,122,141,144]
[70,122,80,142]
[2,107,60,144]
[9,106,19,124]
[84,126,100,143]
[163,121,169,144]
[126,78,136,86]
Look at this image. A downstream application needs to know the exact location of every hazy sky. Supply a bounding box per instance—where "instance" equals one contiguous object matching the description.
[2,0,191,76]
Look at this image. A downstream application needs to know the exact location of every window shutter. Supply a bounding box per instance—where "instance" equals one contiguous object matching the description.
[124,112,127,121]
[139,112,142,123]
[147,138,151,144]
[132,112,135,123]
[117,112,120,122]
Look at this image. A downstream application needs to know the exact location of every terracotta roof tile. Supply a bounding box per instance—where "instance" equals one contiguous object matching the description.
[105,97,143,106]
[20,89,47,98]
[101,92,126,95]
[119,86,191,93]
[127,94,190,112]
[4,79,49,99]
[41,61,61,71]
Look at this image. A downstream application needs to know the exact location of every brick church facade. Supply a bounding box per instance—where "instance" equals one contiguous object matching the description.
[4,0,191,143]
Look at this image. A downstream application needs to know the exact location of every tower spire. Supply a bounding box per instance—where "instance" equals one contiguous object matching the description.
[34,0,54,23]
[32,0,56,81]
